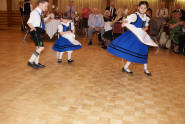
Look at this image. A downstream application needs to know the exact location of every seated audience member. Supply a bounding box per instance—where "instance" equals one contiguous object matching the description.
[169,10,184,54]
[103,10,113,49]
[146,8,159,45]
[88,8,105,46]
[112,8,124,39]
[173,4,185,22]
[146,8,160,43]
[173,5,185,55]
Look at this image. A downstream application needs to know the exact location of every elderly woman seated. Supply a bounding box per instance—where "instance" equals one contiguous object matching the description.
[169,10,184,53]
[88,8,105,46]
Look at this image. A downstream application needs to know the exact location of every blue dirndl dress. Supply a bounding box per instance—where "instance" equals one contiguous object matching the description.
[53,23,82,52]
[107,14,148,64]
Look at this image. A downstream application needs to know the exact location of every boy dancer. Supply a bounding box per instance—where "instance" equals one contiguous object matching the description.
[27,0,50,69]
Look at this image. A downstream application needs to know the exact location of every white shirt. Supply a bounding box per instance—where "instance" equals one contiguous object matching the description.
[58,21,75,33]
[126,12,150,27]
[104,22,112,32]
[27,7,50,28]
[156,8,168,18]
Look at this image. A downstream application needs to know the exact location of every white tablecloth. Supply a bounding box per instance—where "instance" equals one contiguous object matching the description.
[45,19,61,39]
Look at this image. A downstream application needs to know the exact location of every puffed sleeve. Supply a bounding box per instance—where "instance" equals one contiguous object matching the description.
[126,14,137,23]
[145,16,150,27]
[58,25,63,33]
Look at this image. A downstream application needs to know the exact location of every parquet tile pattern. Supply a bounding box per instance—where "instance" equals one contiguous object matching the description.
[0,27,185,124]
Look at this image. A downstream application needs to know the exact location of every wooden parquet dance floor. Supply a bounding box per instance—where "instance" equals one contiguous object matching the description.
[0,27,185,124]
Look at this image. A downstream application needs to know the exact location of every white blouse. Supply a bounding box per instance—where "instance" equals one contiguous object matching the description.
[126,12,150,27]
[58,21,75,33]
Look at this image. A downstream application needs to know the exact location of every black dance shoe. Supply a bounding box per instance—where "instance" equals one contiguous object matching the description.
[36,63,46,68]
[57,59,62,63]
[27,62,38,69]
[122,68,133,74]
[68,59,74,63]
[144,70,152,76]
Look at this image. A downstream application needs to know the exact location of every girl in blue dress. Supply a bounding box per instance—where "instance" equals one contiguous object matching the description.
[53,13,82,63]
[107,1,152,76]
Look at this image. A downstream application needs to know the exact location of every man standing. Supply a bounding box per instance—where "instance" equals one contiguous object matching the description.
[156,2,168,29]
[65,0,75,19]
[106,2,116,19]
[88,8,105,45]
[27,0,50,69]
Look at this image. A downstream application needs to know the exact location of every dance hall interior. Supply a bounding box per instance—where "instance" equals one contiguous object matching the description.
[0,0,185,124]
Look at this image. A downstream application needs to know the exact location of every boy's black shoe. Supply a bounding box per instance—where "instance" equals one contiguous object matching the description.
[36,63,46,68]
[28,62,38,69]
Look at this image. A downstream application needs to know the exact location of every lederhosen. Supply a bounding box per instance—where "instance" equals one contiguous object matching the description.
[30,11,45,47]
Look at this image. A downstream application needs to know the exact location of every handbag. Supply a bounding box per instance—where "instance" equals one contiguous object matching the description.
[113,22,123,34]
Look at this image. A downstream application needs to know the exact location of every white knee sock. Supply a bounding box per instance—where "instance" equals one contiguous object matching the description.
[124,61,131,69]
[29,51,39,63]
[35,55,40,64]
[124,61,132,72]
[29,54,37,63]
[67,51,72,60]
[144,64,150,73]
[59,52,64,60]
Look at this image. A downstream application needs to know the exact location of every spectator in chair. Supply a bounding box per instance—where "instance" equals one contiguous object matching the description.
[146,8,159,43]
[88,8,105,46]
[173,4,185,22]
[169,11,184,54]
